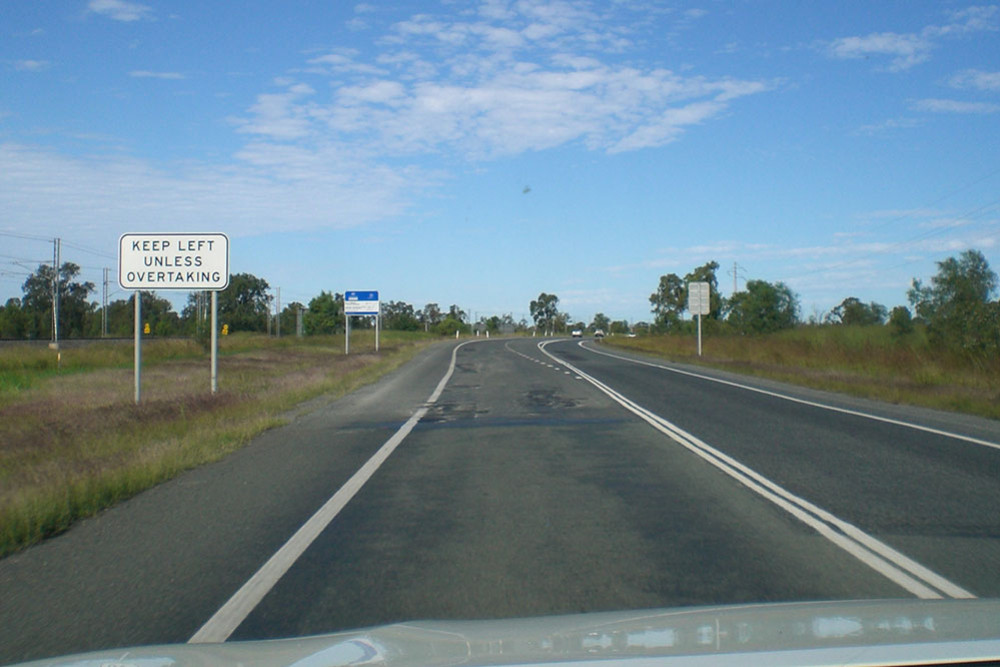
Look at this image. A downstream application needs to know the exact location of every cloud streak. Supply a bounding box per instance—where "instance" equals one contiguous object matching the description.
[88,0,153,22]
[129,70,185,80]
[913,98,1000,113]
[826,6,998,71]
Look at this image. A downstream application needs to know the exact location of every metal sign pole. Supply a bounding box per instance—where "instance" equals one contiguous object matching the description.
[697,313,703,357]
[211,290,219,394]
[375,312,380,352]
[345,314,350,355]
[134,292,142,404]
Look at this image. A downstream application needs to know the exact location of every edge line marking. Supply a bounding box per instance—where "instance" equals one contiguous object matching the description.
[189,340,475,643]
[579,342,1000,452]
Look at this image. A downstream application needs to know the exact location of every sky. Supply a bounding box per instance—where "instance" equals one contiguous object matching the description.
[2,0,999,326]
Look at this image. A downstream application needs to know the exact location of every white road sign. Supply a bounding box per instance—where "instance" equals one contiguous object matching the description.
[688,281,710,316]
[119,233,230,291]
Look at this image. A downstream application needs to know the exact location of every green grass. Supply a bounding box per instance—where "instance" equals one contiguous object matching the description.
[604,326,1000,419]
[0,331,436,558]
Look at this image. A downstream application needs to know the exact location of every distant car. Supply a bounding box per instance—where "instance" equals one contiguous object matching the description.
[571,329,583,338]
[594,329,605,338]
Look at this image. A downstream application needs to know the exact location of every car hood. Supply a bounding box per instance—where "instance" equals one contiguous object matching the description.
[12,599,1000,667]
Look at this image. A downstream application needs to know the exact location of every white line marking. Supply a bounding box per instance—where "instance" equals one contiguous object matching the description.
[580,342,1000,452]
[190,341,475,644]
[539,341,976,600]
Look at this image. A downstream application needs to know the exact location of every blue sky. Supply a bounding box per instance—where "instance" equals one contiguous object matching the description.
[2,1,999,325]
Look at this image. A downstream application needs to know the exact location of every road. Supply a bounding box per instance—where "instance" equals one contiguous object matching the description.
[2,337,999,663]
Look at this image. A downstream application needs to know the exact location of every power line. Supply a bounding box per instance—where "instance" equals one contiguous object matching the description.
[60,239,116,260]
[0,230,52,242]
[788,196,1000,282]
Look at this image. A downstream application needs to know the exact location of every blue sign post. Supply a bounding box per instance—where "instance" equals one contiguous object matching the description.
[344,290,380,354]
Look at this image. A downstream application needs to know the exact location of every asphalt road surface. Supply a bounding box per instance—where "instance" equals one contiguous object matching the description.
[2,337,999,664]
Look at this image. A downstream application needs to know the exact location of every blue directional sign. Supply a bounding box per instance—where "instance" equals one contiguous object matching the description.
[344,290,380,315]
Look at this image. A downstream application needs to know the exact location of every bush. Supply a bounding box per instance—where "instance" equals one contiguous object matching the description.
[888,306,914,338]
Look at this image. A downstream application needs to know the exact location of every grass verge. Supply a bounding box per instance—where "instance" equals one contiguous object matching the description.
[603,326,1000,420]
[0,331,435,558]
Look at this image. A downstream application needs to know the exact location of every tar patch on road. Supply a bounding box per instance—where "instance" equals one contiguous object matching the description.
[522,388,581,412]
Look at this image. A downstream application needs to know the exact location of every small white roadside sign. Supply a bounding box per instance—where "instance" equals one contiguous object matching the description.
[687,281,710,356]
[119,233,230,291]
[687,281,710,316]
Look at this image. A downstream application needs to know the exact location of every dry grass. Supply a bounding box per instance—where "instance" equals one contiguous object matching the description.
[606,326,1000,419]
[0,332,433,557]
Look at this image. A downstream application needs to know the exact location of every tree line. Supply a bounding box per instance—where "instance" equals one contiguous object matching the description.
[529,249,999,357]
[5,250,997,356]
[0,264,525,339]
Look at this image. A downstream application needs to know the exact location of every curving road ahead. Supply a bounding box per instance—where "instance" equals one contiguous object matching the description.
[2,338,999,664]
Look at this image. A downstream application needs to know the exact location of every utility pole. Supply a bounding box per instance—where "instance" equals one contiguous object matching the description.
[102,267,109,337]
[729,262,746,295]
[51,237,60,347]
[276,287,281,338]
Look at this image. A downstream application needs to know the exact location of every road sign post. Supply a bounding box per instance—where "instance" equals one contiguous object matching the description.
[344,291,380,355]
[119,233,230,403]
[687,281,710,357]
[134,292,141,404]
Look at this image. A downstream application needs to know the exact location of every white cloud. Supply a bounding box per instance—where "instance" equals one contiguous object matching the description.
[949,69,1000,91]
[827,32,932,71]
[3,1,774,251]
[928,5,1000,36]
[241,55,772,159]
[13,59,51,72]
[233,85,317,140]
[290,3,766,162]
[0,142,431,239]
[855,117,922,135]
[129,70,185,80]
[827,7,998,71]
[88,0,153,22]
[912,98,1000,113]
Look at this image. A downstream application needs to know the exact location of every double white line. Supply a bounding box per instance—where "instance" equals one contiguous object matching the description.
[539,341,975,600]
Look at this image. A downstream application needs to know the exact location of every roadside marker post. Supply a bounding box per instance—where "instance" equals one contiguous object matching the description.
[119,233,230,403]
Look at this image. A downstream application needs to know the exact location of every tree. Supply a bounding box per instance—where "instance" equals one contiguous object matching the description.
[420,303,442,331]
[907,249,999,353]
[101,293,180,337]
[591,312,610,332]
[305,291,343,335]
[649,273,685,331]
[609,320,630,335]
[135,291,180,336]
[280,302,305,336]
[180,291,211,336]
[21,262,96,339]
[447,304,467,323]
[726,280,799,334]
[0,298,29,339]
[530,293,560,333]
[217,273,270,332]
[383,300,421,331]
[433,317,467,336]
[828,297,887,326]
[888,305,914,338]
